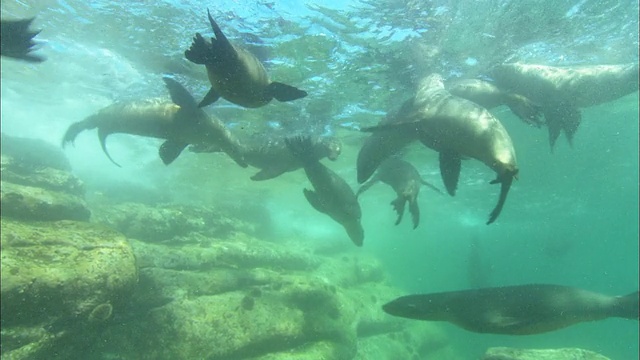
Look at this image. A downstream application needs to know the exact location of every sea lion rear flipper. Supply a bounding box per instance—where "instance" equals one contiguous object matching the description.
[97,128,121,167]
[390,197,407,226]
[159,140,189,165]
[198,88,221,108]
[303,188,327,214]
[504,93,544,127]
[250,168,285,181]
[184,33,212,65]
[0,17,45,63]
[266,82,308,102]
[543,104,581,151]
[487,173,514,225]
[408,199,420,229]
[163,77,198,109]
[438,151,461,196]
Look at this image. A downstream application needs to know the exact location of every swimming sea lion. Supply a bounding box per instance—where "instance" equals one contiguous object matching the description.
[286,136,364,246]
[62,77,247,168]
[491,62,639,150]
[357,157,442,229]
[383,284,639,335]
[190,135,342,181]
[0,17,44,62]
[362,74,519,225]
[446,79,543,127]
[184,8,307,108]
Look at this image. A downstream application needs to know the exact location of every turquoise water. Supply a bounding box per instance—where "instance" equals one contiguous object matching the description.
[2,0,638,359]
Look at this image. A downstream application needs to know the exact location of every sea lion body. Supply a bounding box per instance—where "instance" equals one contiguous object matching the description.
[383,284,639,335]
[357,157,441,229]
[62,78,247,167]
[191,136,342,181]
[446,79,543,127]
[361,74,518,224]
[491,62,639,149]
[185,9,307,108]
[286,136,364,247]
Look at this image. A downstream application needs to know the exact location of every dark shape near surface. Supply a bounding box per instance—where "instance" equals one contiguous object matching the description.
[357,157,442,229]
[0,17,45,62]
[361,74,519,224]
[383,284,639,335]
[190,135,342,181]
[184,8,307,108]
[491,62,639,151]
[285,136,364,247]
[61,77,247,168]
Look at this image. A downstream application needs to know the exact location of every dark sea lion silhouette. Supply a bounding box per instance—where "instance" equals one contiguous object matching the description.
[491,62,639,150]
[0,17,44,62]
[190,135,342,181]
[286,136,364,247]
[184,8,307,108]
[357,157,442,229]
[383,284,639,335]
[62,77,247,168]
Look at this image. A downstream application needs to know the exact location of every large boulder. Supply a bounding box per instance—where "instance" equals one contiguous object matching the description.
[0,181,90,221]
[0,219,138,360]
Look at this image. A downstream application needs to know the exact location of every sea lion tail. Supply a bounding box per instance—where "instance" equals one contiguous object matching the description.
[487,168,517,225]
[612,291,639,320]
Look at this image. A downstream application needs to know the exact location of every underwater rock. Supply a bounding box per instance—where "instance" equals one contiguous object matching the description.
[90,202,258,242]
[482,347,611,360]
[1,133,71,172]
[2,154,86,196]
[0,181,91,221]
[0,218,137,359]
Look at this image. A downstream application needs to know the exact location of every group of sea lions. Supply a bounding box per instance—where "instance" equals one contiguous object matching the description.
[3,9,638,336]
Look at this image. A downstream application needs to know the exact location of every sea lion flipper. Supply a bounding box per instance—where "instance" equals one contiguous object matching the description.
[420,179,444,195]
[390,197,407,226]
[355,178,378,198]
[0,17,45,63]
[163,77,198,109]
[543,104,581,151]
[303,188,326,214]
[266,82,308,102]
[250,168,285,181]
[97,128,121,167]
[184,33,212,65]
[198,88,221,108]
[487,173,513,225]
[438,151,461,196]
[206,8,230,46]
[159,140,188,165]
[408,199,420,229]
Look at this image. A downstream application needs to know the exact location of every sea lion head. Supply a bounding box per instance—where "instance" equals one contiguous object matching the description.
[318,136,342,161]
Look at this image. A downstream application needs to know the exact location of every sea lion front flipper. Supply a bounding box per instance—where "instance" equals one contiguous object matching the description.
[163,77,198,109]
[438,151,461,196]
[487,173,514,225]
[97,128,121,167]
[303,188,327,214]
[159,140,189,165]
[250,167,286,181]
[198,88,221,108]
[266,82,308,102]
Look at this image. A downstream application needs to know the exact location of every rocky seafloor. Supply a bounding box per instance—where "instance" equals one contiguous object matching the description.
[0,136,612,360]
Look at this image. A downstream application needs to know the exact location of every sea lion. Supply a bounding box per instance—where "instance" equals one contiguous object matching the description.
[184,8,307,108]
[190,135,342,181]
[356,157,442,229]
[286,136,364,247]
[62,77,247,168]
[362,74,519,225]
[0,17,44,62]
[446,79,543,127]
[490,62,639,150]
[383,284,639,335]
